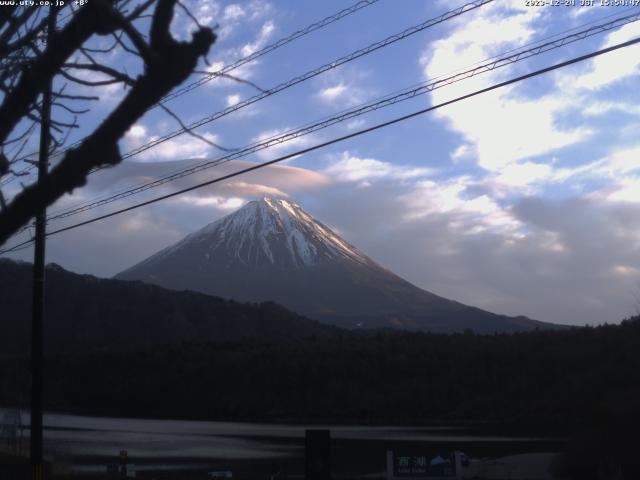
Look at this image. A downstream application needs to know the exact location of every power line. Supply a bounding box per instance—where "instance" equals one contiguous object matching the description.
[42,10,640,223]
[160,0,382,104]
[5,0,495,185]
[3,0,493,193]
[422,5,639,80]
[0,0,383,185]
[50,6,640,219]
[3,34,639,255]
[119,0,494,160]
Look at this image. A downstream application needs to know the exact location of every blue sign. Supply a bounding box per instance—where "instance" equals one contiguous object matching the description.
[387,451,461,480]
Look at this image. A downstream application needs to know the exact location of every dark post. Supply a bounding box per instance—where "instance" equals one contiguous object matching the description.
[31,7,55,480]
[305,429,331,480]
[119,450,128,478]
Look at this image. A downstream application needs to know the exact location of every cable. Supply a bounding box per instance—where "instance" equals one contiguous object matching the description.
[43,10,640,222]
[4,0,493,192]
[161,0,382,103]
[1,0,383,185]
[42,6,640,215]
[47,7,635,216]
[3,34,638,255]
[119,0,494,160]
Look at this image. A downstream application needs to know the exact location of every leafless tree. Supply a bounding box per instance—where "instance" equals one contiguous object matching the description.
[0,0,217,246]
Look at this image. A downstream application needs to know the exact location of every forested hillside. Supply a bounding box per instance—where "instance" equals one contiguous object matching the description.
[1,318,638,435]
[0,259,336,353]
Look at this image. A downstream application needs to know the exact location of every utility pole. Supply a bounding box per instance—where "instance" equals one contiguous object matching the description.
[31,7,55,480]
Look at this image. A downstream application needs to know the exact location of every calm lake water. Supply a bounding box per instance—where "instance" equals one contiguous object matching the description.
[0,408,551,474]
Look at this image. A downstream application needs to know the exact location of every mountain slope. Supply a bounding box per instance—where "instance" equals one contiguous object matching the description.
[0,259,336,354]
[116,197,558,333]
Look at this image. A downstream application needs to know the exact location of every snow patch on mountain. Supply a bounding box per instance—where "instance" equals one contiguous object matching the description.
[135,197,370,269]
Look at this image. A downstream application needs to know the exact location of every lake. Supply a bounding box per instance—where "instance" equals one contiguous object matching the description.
[0,408,561,478]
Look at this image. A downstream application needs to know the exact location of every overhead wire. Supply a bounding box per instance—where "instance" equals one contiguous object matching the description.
[6,0,494,181]
[4,0,494,203]
[117,0,494,160]
[38,5,640,216]
[2,34,640,254]
[160,0,382,103]
[41,9,640,223]
[0,0,383,185]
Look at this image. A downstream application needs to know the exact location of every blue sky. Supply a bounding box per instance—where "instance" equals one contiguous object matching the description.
[5,0,640,326]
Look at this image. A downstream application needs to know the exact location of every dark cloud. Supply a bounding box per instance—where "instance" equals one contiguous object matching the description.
[318,188,640,326]
[6,161,640,327]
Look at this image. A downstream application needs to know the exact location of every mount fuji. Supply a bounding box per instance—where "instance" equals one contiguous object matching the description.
[116,197,557,333]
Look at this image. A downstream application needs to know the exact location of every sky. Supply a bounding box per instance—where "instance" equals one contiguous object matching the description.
[4,0,640,326]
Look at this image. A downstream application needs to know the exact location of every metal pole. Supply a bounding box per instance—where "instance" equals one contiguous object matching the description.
[31,7,55,480]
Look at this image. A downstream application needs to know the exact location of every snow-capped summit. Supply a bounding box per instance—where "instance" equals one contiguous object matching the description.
[116,197,555,333]
[133,197,370,271]
[189,197,369,268]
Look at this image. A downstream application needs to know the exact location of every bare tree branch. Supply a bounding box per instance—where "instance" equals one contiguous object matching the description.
[0,0,122,145]
[192,69,268,93]
[158,102,237,153]
[0,14,47,57]
[52,102,91,115]
[0,0,216,245]
[52,92,100,101]
[63,62,137,86]
[0,6,37,50]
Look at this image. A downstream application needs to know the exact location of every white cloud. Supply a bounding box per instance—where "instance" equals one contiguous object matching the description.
[345,119,366,130]
[317,83,348,102]
[241,21,275,57]
[423,1,590,172]
[205,19,275,87]
[422,1,541,79]
[223,4,246,22]
[325,152,434,183]
[226,94,241,106]
[125,124,147,139]
[401,176,520,234]
[612,264,639,276]
[583,101,640,117]
[122,124,223,162]
[246,0,273,21]
[206,1,274,79]
[590,177,640,204]
[196,0,220,26]
[550,145,640,186]
[441,90,590,172]
[77,159,330,211]
[595,146,640,177]
[221,181,289,198]
[565,22,640,91]
[178,195,246,210]
[451,144,472,162]
[569,6,592,19]
[172,0,222,39]
[150,133,222,161]
[315,75,369,107]
[493,161,554,189]
[206,61,225,74]
[216,1,272,39]
[63,65,130,106]
[203,61,258,91]
[608,179,640,203]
